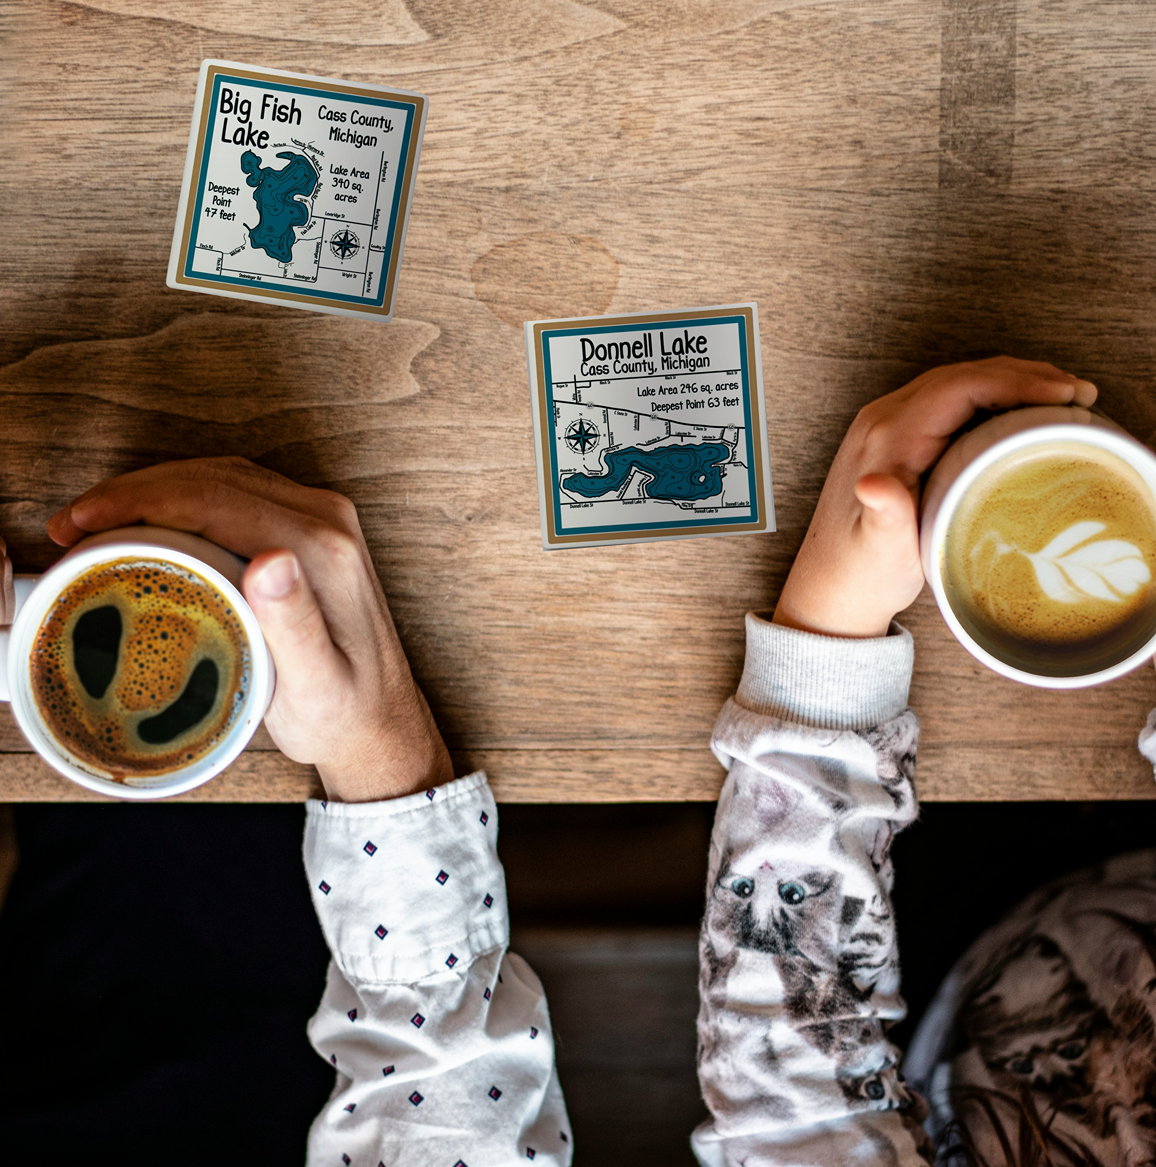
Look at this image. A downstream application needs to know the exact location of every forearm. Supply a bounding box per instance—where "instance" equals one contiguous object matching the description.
[302,773,571,1166]
[694,615,932,1167]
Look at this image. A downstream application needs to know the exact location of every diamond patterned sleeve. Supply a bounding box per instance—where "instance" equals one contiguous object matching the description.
[302,772,572,1167]
[692,616,933,1167]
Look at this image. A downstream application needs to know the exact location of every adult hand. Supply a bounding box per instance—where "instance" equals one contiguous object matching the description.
[47,458,454,803]
[0,535,13,626]
[773,356,1098,639]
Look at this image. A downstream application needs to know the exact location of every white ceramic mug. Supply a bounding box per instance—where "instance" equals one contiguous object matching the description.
[0,526,275,798]
[920,406,1156,688]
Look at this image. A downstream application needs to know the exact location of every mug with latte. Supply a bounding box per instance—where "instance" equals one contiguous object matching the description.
[920,407,1156,688]
[0,527,275,798]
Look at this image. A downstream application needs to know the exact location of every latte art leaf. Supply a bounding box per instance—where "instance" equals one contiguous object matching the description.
[951,442,1156,654]
[1035,520,1110,559]
[1018,521,1152,604]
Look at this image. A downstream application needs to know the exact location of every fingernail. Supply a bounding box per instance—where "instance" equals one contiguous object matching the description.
[47,505,70,528]
[1075,378,1097,394]
[254,552,299,600]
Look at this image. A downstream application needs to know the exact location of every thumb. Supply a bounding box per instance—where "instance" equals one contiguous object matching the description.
[242,550,345,691]
[854,473,915,537]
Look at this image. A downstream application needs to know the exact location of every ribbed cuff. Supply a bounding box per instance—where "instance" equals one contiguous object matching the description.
[735,612,914,730]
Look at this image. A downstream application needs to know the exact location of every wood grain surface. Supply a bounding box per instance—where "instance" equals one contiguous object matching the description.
[3,0,1156,802]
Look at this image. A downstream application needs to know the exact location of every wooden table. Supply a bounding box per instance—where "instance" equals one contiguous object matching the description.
[3,0,1156,802]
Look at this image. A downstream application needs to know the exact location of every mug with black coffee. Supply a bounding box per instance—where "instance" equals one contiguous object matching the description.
[921,407,1156,687]
[0,528,275,798]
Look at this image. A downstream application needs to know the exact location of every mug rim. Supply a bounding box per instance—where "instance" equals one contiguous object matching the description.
[926,423,1156,689]
[6,539,273,799]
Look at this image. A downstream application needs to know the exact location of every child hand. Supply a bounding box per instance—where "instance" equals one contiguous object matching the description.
[772,356,1098,638]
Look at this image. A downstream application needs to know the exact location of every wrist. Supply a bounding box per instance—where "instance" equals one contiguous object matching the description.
[318,681,454,803]
[771,586,894,640]
[319,736,453,803]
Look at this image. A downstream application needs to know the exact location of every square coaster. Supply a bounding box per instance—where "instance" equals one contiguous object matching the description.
[167,60,427,320]
[526,304,775,548]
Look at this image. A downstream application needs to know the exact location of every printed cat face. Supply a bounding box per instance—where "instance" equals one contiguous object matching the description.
[696,762,919,1130]
[711,856,841,969]
[957,931,1156,1157]
[962,936,1102,1098]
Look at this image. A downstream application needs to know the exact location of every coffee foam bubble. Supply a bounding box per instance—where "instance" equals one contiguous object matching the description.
[30,558,251,779]
[944,440,1156,673]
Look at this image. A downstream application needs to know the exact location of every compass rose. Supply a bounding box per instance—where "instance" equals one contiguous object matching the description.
[329,228,360,260]
[565,418,600,454]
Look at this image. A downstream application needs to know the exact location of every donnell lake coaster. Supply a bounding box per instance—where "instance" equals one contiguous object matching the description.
[167,60,427,321]
[526,304,775,549]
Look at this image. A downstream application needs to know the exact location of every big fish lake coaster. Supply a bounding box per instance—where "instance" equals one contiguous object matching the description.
[168,60,427,321]
[526,304,775,548]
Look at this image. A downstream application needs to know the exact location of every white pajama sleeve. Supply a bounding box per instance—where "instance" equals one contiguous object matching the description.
[1138,707,1156,778]
[693,615,934,1167]
[302,771,572,1167]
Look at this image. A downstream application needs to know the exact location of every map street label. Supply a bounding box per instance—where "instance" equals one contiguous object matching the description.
[168,60,427,321]
[527,304,775,548]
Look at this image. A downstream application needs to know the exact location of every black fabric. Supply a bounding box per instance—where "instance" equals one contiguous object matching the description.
[0,804,333,1164]
[889,799,1156,1050]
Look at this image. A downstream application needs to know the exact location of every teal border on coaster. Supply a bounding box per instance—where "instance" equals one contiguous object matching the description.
[183,72,416,308]
[542,314,759,536]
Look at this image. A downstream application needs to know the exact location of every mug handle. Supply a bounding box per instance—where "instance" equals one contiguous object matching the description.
[0,577,40,703]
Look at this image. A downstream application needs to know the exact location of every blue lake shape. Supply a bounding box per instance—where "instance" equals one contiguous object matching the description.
[562,442,731,501]
[241,150,319,263]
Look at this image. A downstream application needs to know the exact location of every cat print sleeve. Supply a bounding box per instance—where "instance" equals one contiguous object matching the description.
[1137,703,1156,777]
[301,772,572,1167]
[693,614,935,1167]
